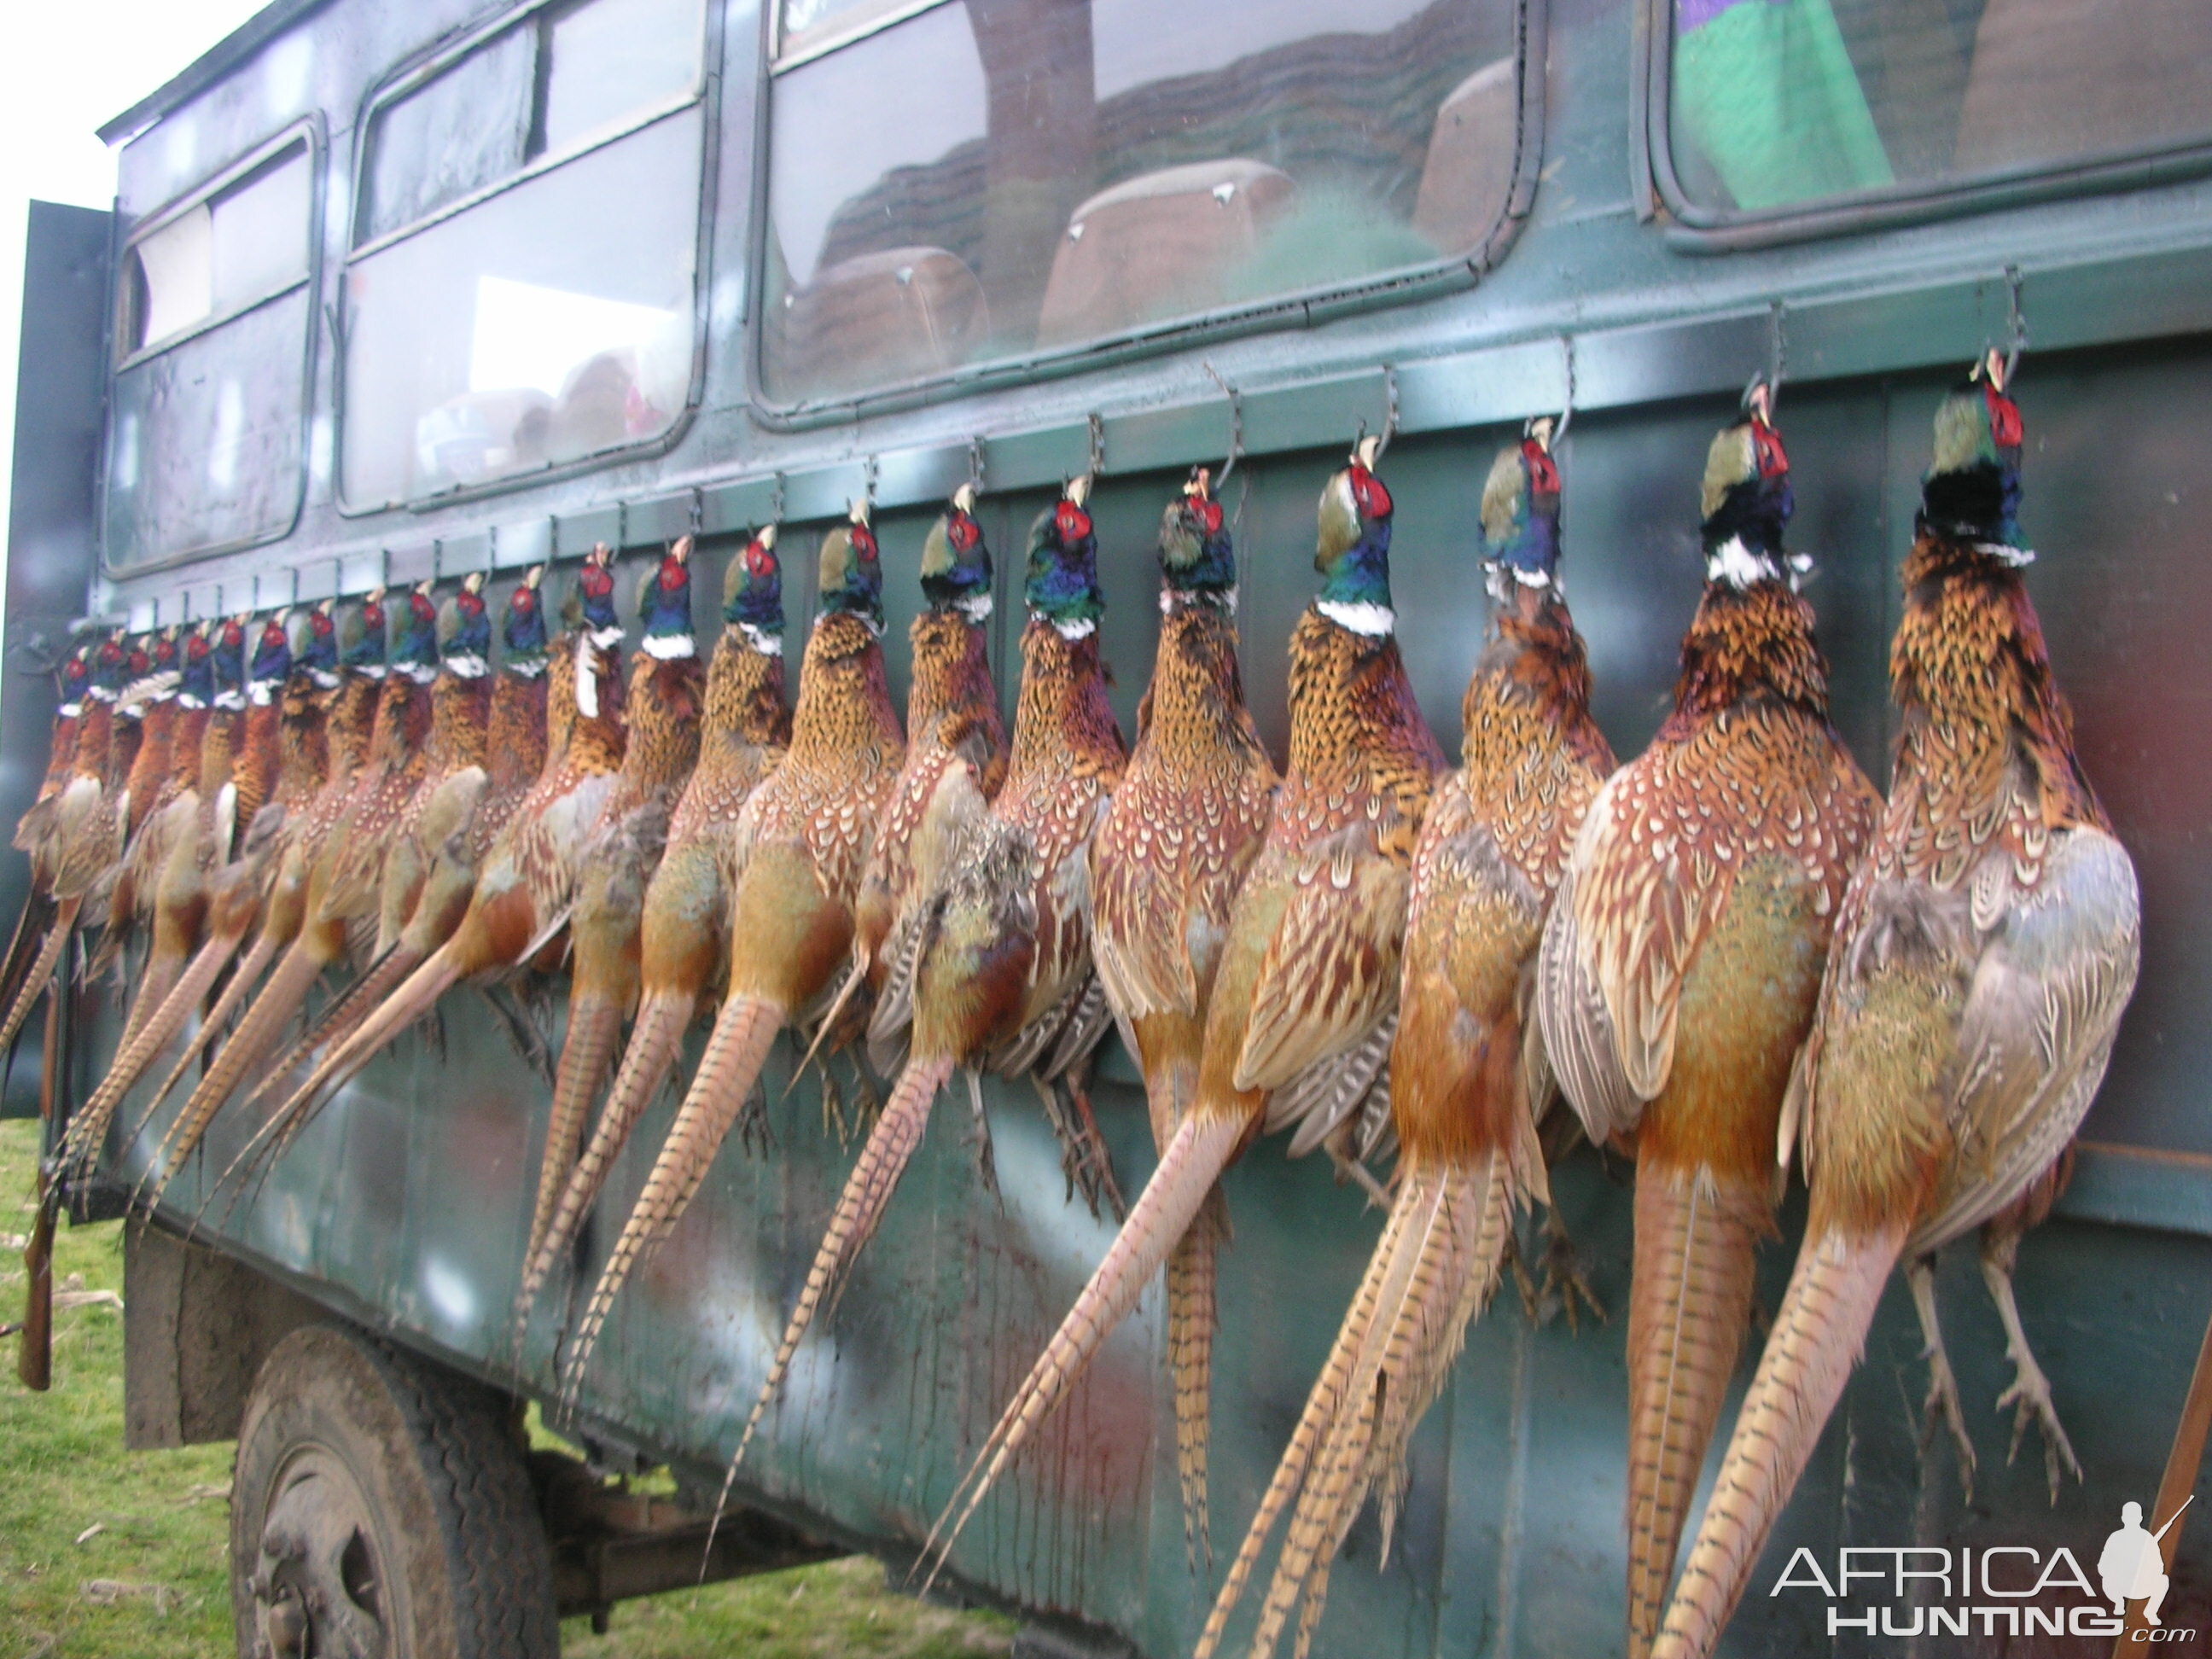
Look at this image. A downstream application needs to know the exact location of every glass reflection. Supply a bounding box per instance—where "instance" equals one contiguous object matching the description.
[761,0,1516,402]
[341,112,700,505]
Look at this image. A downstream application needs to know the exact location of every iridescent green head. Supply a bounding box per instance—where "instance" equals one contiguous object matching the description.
[724,526,785,646]
[1159,467,1237,602]
[1921,349,2028,556]
[1025,474,1104,637]
[816,501,884,629]
[1313,435,1394,630]
[921,483,994,620]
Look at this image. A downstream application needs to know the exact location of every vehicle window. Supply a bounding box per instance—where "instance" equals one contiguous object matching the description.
[760,0,1521,405]
[123,142,311,354]
[108,137,316,571]
[342,0,708,507]
[1666,0,2212,215]
[359,27,535,244]
[341,112,703,505]
[358,0,704,247]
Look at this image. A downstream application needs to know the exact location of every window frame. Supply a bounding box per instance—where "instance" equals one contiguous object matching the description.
[746,0,1548,426]
[102,116,326,579]
[1635,0,2212,250]
[113,119,323,371]
[334,0,723,516]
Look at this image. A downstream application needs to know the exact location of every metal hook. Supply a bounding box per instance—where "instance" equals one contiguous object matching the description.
[2003,265,2027,387]
[1201,360,1243,486]
[1354,369,1401,464]
[1767,300,1787,415]
[768,470,785,526]
[1086,412,1105,480]
[1551,336,1576,445]
[967,436,987,496]
[863,454,880,505]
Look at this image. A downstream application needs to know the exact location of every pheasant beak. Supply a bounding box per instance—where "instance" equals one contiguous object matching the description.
[757,523,778,551]
[952,482,977,514]
[1066,474,1093,509]
[1353,434,1383,472]
[671,535,694,565]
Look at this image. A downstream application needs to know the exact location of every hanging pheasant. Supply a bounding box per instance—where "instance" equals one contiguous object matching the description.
[131,591,419,1210]
[920,436,1443,1586]
[1198,423,1615,1657]
[0,643,95,1054]
[0,633,133,1056]
[1652,358,2141,1659]
[727,475,1129,1485]
[818,482,1010,1086]
[556,502,904,1410]
[95,627,188,970]
[521,540,707,1284]
[1534,381,1877,1659]
[260,547,631,1143]
[513,530,790,1353]
[1082,465,1277,1566]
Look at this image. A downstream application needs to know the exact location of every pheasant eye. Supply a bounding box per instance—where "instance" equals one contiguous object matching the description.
[851,525,879,562]
[947,514,980,552]
[1055,502,1091,543]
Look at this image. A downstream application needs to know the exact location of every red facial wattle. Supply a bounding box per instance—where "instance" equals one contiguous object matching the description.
[948,512,980,552]
[1751,419,1789,480]
[1055,501,1091,545]
[1348,464,1392,520]
[1986,385,2023,450]
[1522,440,1559,498]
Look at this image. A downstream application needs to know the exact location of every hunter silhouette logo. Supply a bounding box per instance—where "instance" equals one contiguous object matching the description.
[2101,1496,2191,1627]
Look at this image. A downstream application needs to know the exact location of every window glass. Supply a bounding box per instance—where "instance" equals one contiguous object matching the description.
[360,26,535,243]
[1667,0,2212,215]
[761,0,1518,404]
[124,143,311,354]
[341,111,702,506]
[107,291,311,568]
[542,0,704,153]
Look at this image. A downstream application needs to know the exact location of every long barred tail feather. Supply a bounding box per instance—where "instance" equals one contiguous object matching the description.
[1652,1225,1904,1659]
[557,996,783,1412]
[917,1112,1246,1592]
[512,989,694,1354]
[1624,1166,1768,1659]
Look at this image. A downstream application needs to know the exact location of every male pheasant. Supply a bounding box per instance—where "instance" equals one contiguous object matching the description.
[728,476,1128,1483]
[1653,358,2141,1659]
[557,503,904,1409]
[1198,424,1615,1657]
[922,437,1444,1585]
[1534,381,1877,1659]
[1086,465,1277,1566]
[513,530,790,1353]
[820,481,1010,1084]
[521,540,707,1282]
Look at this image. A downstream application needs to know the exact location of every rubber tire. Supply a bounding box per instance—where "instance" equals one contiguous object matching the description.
[230,1322,557,1659]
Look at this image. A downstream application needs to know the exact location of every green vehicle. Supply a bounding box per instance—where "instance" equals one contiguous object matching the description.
[7,0,2212,1650]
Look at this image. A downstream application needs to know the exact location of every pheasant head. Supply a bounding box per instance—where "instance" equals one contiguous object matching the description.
[1698,377,1796,587]
[300,600,341,690]
[1314,434,1395,632]
[639,537,697,660]
[573,544,623,644]
[1919,347,2029,559]
[724,526,785,651]
[439,573,492,678]
[393,583,439,683]
[175,626,214,710]
[503,566,550,675]
[817,501,885,630]
[1025,475,1104,638]
[1160,466,1237,606]
[57,643,92,717]
[343,589,390,678]
[247,616,290,705]
[922,484,994,622]
[213,617,249,710]
[1482,418,1564,602]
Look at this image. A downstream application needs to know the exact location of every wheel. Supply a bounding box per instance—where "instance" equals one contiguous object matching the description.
[230,1323,557,1659]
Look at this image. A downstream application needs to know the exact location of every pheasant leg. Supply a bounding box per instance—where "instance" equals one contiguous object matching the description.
[1979,1229,2081,1500]
[1907,1256,1976,1499]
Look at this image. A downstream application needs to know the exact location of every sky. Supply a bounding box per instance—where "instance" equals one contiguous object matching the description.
[0,0,268,572]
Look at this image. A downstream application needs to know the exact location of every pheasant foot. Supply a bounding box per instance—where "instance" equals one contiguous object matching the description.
[1981,1249,2080,1500]
[1908,1258,1976,1501]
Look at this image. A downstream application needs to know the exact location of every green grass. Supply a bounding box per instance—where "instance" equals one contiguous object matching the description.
[0,1118,1014,1657]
